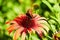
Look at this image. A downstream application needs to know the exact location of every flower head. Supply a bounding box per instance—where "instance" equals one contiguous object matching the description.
[6,9,49,40]
[53,31,60,40]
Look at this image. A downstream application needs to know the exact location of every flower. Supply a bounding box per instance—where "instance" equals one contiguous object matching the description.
[53,31,60,40]
[6,9,49,40]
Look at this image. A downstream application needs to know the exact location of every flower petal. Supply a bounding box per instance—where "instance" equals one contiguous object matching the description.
[13,27,24,40]
[14,14,26,24]
[33,26,44,38]
[6,21,10,24]
[7,26,15,34]
[37,20,49,32]
[7,21,20,34]
[33,14,41,20]
[37,17,46,21]
[21,32,26,40]
[27,28,33,34]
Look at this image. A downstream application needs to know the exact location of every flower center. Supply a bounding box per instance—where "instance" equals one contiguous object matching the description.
[21,16,35,28]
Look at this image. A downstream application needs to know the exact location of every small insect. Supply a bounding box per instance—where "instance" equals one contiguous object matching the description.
[26,9,33,19]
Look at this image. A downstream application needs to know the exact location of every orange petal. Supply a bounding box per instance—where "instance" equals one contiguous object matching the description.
[7,21,20,34]
[13,27,24,40]
[7,26,15,34]
[6,21,10,24]
[21,32,26,40]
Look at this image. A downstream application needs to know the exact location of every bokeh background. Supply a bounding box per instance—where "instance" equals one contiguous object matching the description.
[0,0,60,40]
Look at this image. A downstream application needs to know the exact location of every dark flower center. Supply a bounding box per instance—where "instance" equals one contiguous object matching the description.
[20,16,35,28]
[14,10,36,28]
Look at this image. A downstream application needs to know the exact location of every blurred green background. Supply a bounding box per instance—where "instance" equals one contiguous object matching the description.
[0,0,60,40]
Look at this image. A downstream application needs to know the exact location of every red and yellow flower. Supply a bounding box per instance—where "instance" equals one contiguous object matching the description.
[6,9,49,40]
